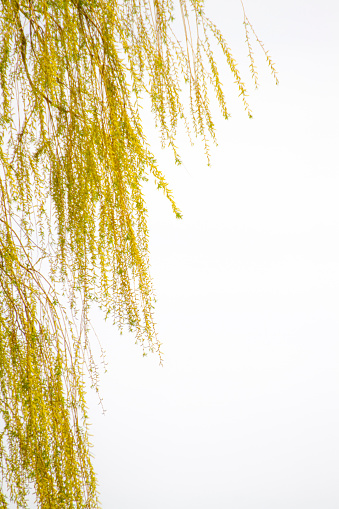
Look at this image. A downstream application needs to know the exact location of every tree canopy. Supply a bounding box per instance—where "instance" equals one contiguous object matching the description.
[0,0,277,507]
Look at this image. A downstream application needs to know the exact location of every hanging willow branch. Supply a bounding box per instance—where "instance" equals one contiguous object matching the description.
[0,0,277,507]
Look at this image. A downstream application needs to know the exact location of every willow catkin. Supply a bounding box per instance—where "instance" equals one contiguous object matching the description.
[0,1,276,507]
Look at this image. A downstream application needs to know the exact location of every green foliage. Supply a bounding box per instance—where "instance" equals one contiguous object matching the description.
[0,0,276,506]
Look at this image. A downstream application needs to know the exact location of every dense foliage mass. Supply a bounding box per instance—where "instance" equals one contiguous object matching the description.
[0,0,277,506]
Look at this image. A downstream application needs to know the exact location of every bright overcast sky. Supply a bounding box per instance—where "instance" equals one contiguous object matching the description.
[88,1,339,508]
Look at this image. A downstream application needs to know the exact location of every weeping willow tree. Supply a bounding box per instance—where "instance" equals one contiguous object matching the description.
[0,0,277,507]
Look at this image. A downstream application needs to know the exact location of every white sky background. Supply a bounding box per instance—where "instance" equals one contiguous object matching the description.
[88,1,339,507]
